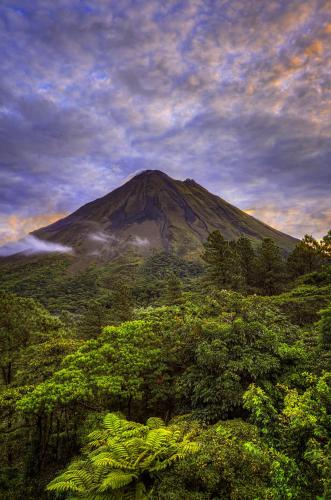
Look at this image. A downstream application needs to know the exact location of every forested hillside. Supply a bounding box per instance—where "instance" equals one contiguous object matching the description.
[0,231,330,499]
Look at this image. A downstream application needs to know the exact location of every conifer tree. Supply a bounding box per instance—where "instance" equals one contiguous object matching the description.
[163,272,183,305]
[236,236,256,289]
[255,238,286,295]
[202,231,243,290]
[320,229,331,259]
[287,234,323,278]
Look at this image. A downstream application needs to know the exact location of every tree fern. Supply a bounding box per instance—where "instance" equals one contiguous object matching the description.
[47,413,199,498]
[99,471,137,491]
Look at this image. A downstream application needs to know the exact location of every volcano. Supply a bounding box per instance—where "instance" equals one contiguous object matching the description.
[33,170,297,257]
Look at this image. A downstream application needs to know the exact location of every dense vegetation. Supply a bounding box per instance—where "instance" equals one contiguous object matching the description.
[0,231,330,499]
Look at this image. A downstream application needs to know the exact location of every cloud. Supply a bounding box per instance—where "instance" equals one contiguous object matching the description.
[0,212,67,246]
[89,231,116,243]
[131,236,150,247]
[87,231,150,252]
[0,0,330,240]
[245,203,331,240]
[0,235,73,257]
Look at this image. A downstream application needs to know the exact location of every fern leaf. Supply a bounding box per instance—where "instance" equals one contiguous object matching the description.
[99,471,137,492]
[91,452,130,470]
[145,429,171,450]
[146,417,165,429]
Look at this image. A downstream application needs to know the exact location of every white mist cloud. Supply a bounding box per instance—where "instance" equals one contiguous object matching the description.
[131,236,150,247]
[87,231,150,256]
[89,231,149,248]
[0,231,150,258]
[0,235,73,257]
[89,231,117,243]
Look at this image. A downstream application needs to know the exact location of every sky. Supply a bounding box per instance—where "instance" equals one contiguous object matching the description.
[0,0,330,245]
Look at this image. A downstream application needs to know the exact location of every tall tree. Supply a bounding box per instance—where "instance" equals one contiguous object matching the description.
[236,236,256,289]
[255,238,286,295]
[202,231,243,290]
[320,229,331,259]
[287,234,323,278]
[0,292,62,387]
[162,272,183,306]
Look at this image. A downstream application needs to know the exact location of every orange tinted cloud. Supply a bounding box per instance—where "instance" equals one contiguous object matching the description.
[278,4,313,32]
[304,39,324,57]
[0,212,67,246]
[245,205,331,239]
[289,55,305,68]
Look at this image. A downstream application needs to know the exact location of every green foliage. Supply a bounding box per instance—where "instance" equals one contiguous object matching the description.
[162,272,183,306]
[175,294,304,421]
[47,412,199,498]
[244,372,331,498]
[0,230,330,499]
[0,292,64,387]
[78,284,134,339]
[255,238,286,295]
[320,229,331,258]
[133,252,203,306]
[273,281,331,325]
[17,321,163,414]
[236,235,257,289]
[287,232,331,279]
[202,231,244,290]
[0,293,79,498]
[318,306,331,348]
[156,418,300,499]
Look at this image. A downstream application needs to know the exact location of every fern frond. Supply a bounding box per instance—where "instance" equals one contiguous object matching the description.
[47,479,84,493]
[146,417,165,429]
[99,471,137,491]
[103,413,126,434]
[91,452,130,470]
[176,441,200,455]
[105,440,131,460]
[145,428,172,450]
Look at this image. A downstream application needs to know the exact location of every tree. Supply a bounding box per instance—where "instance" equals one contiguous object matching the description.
[236,236,256,289]
[255,238,286,295]
[202,231,243,290]
[320,230,331,259]
[175,294,304,421]
[287,234,324,278]
[0,292,63,387]
[47,412,199,498]
[162,273,182,306]
[0,293,77,496]
[17,321,164,416]
[79,284,134,339]
[156,419,300,499]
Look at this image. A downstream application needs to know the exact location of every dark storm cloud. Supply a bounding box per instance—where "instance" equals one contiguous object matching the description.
[0,0,331,243]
